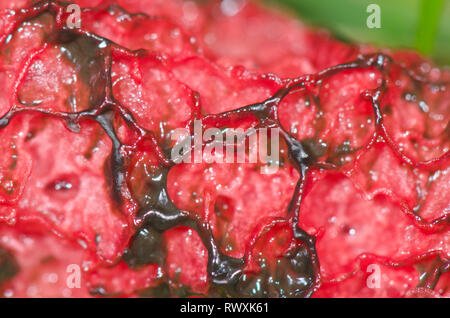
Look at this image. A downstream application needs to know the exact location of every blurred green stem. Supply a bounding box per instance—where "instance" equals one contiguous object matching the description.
[415,0,445,55]
[270,0,450,65]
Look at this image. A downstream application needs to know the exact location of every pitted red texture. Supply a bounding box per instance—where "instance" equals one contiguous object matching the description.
[0,0,448,297]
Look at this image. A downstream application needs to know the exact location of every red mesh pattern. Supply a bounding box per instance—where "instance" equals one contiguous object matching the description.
[0,0,448,297]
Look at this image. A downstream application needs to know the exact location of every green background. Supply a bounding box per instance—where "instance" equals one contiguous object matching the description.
[269,0,450,66]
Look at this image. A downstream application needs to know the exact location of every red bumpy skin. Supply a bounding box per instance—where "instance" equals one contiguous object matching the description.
[0,0,448,297]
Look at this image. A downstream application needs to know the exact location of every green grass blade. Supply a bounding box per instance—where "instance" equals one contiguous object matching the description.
[415,0,445,55]
[269,0,450,65]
